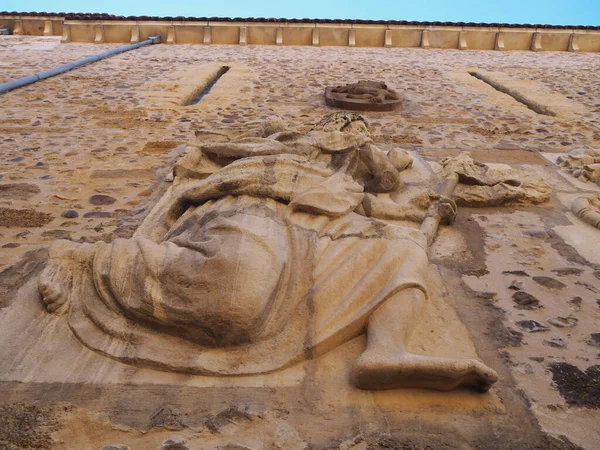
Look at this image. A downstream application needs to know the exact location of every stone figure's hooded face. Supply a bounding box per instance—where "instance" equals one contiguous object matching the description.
[310,112,404,193]
[310,111,371,137]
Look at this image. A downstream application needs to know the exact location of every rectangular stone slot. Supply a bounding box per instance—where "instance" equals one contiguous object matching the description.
[468,71,556,116]
[186,66,230,106]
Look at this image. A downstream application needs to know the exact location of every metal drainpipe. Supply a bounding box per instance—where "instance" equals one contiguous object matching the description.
[0,35,161,94]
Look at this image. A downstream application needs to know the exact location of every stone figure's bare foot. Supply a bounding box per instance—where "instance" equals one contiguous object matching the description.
[352,352,498,392]
[438,198,458,224]
[38,265,70,314]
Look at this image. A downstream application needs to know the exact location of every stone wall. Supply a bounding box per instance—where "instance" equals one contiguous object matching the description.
[0,36,599,449]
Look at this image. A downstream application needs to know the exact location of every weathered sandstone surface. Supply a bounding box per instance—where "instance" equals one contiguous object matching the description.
[0,35,599,450]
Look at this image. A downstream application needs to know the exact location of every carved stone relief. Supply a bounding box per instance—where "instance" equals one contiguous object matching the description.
[556,147,600,184]
[37,112,552,393]
[324,81,402,111]
[438,153,552,207]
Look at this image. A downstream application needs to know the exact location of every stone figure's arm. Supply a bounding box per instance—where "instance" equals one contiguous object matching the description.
[201,138,290,163]
[357,193,427,222]
[358,143,402,192]
[357,191,457,225]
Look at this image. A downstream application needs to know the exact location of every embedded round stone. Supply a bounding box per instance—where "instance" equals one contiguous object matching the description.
[83,211,114,218]
[586,333,600,347]
[543,337,567,348]
[89,194,117,205]
[548,316,578,328]
[517,320,550,332]
[532,276,566,290]
[512,291,541,310]
[61,209,79,218]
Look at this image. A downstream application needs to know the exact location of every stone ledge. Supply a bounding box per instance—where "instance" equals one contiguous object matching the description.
[0,16,599,51]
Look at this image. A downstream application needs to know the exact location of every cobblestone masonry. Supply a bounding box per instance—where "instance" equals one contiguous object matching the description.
[1,35,599,449]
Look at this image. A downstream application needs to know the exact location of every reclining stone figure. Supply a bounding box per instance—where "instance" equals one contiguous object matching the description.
[39,112,515,392]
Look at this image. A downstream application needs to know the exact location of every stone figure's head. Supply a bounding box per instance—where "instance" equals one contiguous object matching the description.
[311,111,371,137]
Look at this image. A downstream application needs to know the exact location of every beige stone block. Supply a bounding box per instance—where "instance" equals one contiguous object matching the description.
[390,28,421,47]
[61,23,71,43]
[428,30,460,48]
[355,27,385,47]
[0,18,16,33]
[318,28,349,46]
[541,32,571,51]
[138,23,170,42]
[52,20,63,36]
[467,30,496,50]
[501,31,534,50]
[576,33,600,52]
[210,25,239,45]
[173,26,204,44]
[247,26,277,45]
[282,27,312,46]
[69,23,96,43]
[103,24,133,43]
[22,19,45,35]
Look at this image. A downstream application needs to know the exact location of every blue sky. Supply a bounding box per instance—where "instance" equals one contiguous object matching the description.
[3,1,599,26]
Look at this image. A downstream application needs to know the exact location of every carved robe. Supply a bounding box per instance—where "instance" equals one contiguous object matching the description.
[46,133,430,375]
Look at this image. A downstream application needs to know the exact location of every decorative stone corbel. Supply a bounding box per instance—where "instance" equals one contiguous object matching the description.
[166,25,175,44]
[494,32,505,50]
[12,19,23,35]
[43,20,53,36]
[421,29,430,49]
[203,26,211,44]
[61,24,71,43]
[458,31,468,50]
[530,32,542,51]
[348,28,356,47]
[94,25,104,44]
[568,33,580,52]
[130,25,139,43]
[384,29,392,47]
